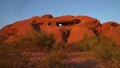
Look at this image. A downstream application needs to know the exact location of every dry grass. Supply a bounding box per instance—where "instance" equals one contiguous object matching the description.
[0,32,120,68]
[74,35,120,68]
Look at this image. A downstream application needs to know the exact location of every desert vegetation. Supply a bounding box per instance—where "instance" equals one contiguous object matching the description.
[0,32,120,68]
[76,35,120,68]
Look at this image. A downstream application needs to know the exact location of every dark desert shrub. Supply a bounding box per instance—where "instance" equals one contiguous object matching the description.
[26,32,55,50]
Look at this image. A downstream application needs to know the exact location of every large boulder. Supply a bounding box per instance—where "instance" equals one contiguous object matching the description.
[76,16,101,29]
[68,25,95,43]
[0,19,39,43]
[41,14,53,18]
[97,21,120,45]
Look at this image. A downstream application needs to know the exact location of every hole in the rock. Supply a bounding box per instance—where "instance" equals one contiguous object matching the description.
[56,20,81,27]
[48,22,51,25]
[56,23,63,27]
[58,23,63,27]
[74,20,81,24]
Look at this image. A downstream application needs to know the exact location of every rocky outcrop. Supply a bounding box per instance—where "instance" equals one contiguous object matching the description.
[0,14,120,45]
[41,14,53,18]
[68,25,95,43]
[97,21,120,45]
[75,16,101,29]
[0,20,37,42]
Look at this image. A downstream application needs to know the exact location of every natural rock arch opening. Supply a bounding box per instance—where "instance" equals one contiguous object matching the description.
[56,19,81,27]
[56,23,64,27]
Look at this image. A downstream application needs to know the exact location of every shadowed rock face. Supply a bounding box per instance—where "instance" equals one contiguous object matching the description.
[0,14,120,45]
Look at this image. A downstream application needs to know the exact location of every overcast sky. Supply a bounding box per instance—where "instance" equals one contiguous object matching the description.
[0,0,120,28]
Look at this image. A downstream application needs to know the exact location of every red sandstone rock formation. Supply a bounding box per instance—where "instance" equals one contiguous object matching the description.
[75,16,101,29]
[0,20,37,42]
[68,25,95,43]
[0,14,120,45]
[97,21,120,45]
